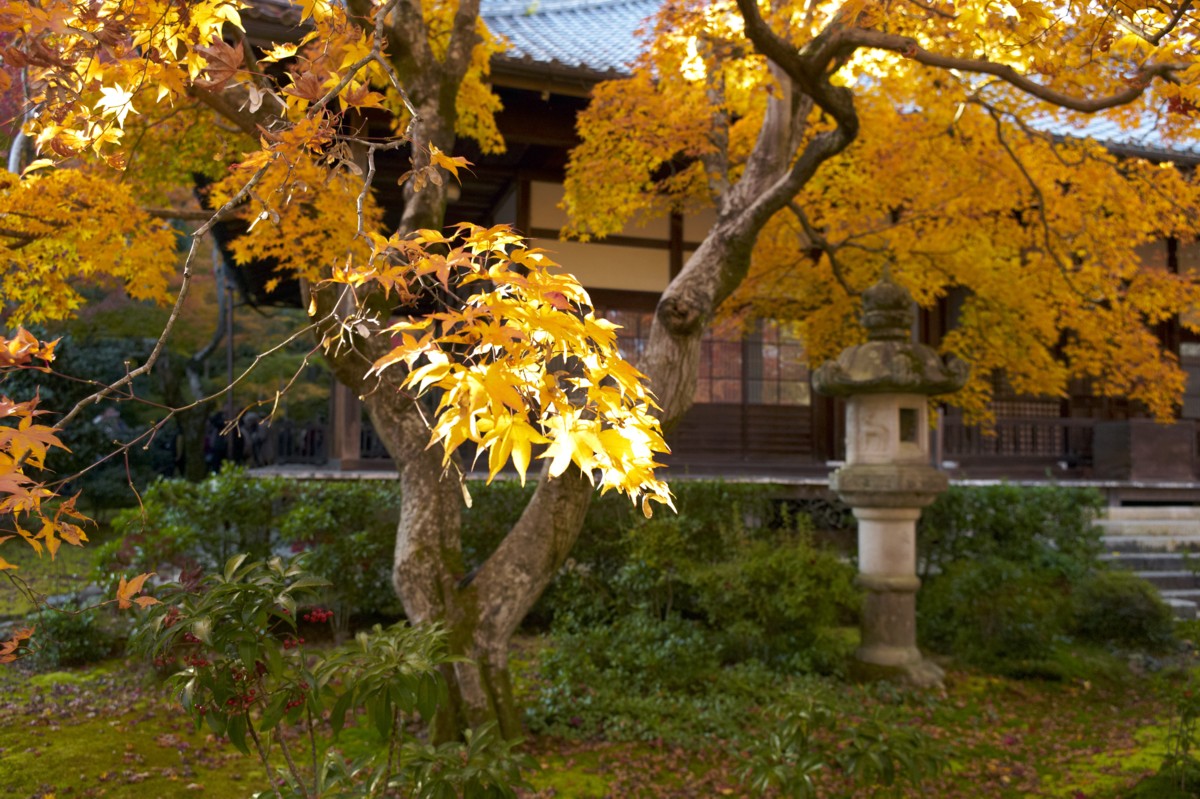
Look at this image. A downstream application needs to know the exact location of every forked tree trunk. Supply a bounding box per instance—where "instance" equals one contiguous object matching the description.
[359,390,593,740]
[316,61,828,742]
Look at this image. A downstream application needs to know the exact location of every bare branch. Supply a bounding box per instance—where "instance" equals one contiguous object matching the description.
[900,0,957,20]
[57,164,268,432]
[144,207,230,222]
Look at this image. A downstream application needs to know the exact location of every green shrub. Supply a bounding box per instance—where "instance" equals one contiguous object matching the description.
[919,484,1105,581]
[543,611,719,695]
[275,479,404,620]
[919,557,1072,670]
[99,466,402,620]
[917,486,1178,672]
[544,493,859,666]
[25,605,117,669]
[527,641,779,743]
[103,463,285,578]
[689,535,860,663]
[102,471,839,649]
[527,485,860,743]
[1072,569,1176,652]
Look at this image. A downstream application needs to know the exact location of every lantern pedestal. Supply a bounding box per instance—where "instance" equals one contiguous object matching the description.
[814,271,967,688]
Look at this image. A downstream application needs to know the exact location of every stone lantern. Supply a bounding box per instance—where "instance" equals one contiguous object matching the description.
[813,271,967,686]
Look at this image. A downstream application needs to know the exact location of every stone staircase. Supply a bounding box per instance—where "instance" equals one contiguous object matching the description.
[1098,506,1200,620]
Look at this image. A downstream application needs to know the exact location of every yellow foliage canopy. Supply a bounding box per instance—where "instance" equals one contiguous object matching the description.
[566,0,1200,421]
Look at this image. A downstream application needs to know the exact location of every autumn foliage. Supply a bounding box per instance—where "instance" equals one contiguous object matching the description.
[567,0,1200,422]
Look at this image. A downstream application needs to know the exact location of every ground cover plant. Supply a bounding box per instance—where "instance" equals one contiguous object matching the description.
[0,649,1190,798]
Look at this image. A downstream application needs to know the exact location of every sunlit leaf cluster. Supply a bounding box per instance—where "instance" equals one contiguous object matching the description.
[0,328,86,572]
[0,168,177,322]
[1,0,244,162]
[360,225,674,515]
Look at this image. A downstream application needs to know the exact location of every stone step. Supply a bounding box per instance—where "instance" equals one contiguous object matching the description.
[1134,570,1200,591]
[1096,519,1200,536]
[1164,598,1199,621]
[1101,535,1200,553]
[1104,506,1200,521]
[1096,507,1200,619]
[1161,587,1200,602]
[1100,551,1193,571]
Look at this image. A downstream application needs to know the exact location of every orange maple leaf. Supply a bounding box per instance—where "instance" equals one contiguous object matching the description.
[116,573,157,610]
[0,626,34,664]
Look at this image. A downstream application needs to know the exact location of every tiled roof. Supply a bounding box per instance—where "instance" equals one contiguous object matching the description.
[1036,114,1200,165]
[242,2,1200,161]
[481,0,660,76]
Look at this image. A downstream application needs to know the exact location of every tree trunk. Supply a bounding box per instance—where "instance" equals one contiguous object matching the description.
[643,71,815,429]
[357,381,593,741]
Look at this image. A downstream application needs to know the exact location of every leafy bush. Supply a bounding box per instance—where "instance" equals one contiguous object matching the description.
[24,605,117,669]
[545,499,858,663]
[919,557,1072,670]
[526,485,860,743]
[527,645,780,743]
[275,479,404,621]
[544,611,719,695]
[919,484,1105,582]
[101,464,284,578]
[917,485,1175,672]
[1072,569,1176,652]
[98,467,398,621]
[688,536,860,663]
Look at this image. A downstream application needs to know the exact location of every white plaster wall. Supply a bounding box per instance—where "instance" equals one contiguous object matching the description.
[530,238,671,293]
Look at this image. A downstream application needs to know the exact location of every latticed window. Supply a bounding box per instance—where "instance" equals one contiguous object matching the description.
[598,310,810,406]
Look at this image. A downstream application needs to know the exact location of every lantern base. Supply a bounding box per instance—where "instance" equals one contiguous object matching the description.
[849,650,945,689]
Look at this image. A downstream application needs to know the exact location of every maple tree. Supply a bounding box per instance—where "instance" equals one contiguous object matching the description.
[0,0,667,738]
[0,327,156,662]
[565,0,1200,425]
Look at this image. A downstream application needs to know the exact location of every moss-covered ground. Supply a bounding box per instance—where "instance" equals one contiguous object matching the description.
[518,662,1182,798]
[0,664,265,798]
[0,541,96,618]
[0,650,1189,798]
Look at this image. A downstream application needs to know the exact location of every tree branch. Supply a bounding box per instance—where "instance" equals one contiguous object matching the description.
[144,207,229,222]
[1103,0,1194,46]
[57,164,270,432]
[188,84,262,138]
[842,28,1183,112]
[787,201,857,296]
